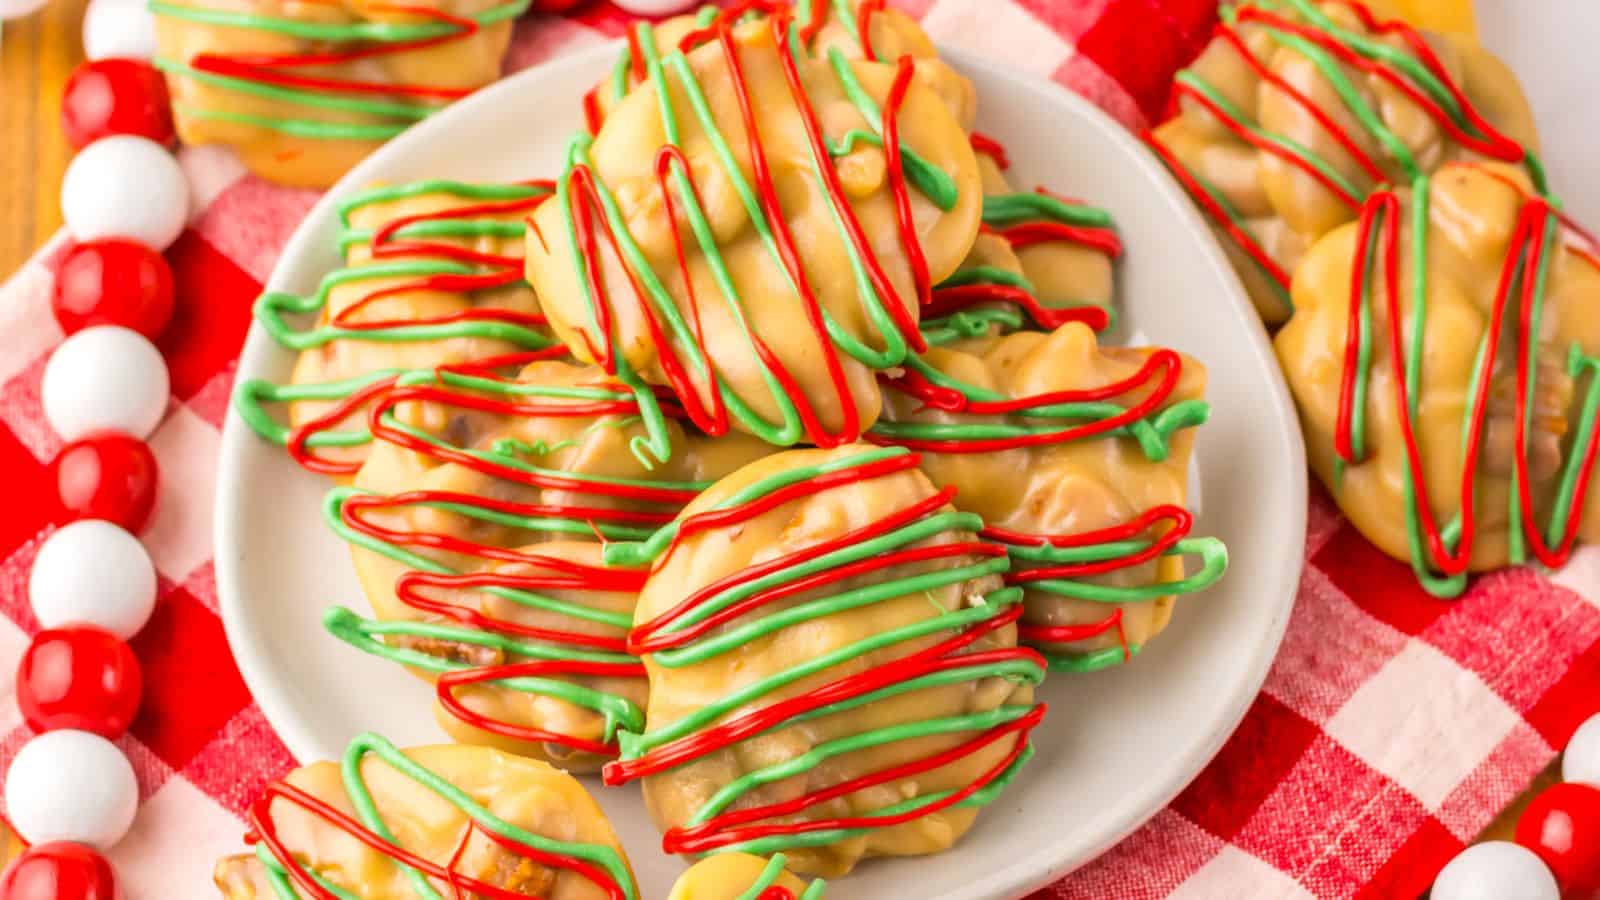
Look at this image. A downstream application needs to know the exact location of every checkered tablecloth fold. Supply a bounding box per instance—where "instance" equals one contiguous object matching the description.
[1,2,1596,897]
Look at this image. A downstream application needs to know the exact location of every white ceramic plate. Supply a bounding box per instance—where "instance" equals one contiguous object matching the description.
[215,43,1306,900]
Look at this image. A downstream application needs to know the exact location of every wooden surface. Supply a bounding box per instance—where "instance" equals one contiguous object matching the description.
[0,0,86,274]
[0,0,1562,871]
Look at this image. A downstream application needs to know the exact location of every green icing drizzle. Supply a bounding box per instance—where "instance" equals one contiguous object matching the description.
[982,192,1114,230]
[1172,70,1362,201]
[323,486,645,626]
[254,259,549,351]
[920,308,1027,346]
[734,854,827,900]
[1008,536,1229,603]
[869,355,1211,463]
[692,704,1036,826]
[621,588,1028,760]
[324,608,644,740]
[605,445,911,568]
[714,749,1034,858]
[233,179,550,452]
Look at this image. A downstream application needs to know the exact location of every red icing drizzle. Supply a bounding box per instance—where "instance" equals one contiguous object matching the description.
[1143,131,1294,290]
[872,347,1185,453]
[362,376,697,506]
[330,183,552,334]
[438,659,645,755]
[968,131,1010,170]
[986,505,1193,658]
[189,0,495,104]
[953,133,1121,329]
[324,369,711,756]
[1233,4,1524,164]
[286,348,567,475]
[667,703,1040,855]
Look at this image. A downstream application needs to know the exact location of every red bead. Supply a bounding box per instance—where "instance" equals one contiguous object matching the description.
[52,240,175,340]
[50,433,160,532]
[0,843,120,900]
[16,627,143,740]
[60,59,174,150]
[1515,781,1600,894]
[0,843,119,900]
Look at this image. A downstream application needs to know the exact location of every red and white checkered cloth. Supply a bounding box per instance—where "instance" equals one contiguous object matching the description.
[1,1,1597,897]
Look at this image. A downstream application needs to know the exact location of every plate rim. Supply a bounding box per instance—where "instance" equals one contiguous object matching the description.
[214,39,1307,899]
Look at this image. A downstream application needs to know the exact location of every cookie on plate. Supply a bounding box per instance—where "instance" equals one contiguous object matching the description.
[326,356,769,769]
[606,445,1045,877]
[214,734,638,898]
[873,322,1224,669]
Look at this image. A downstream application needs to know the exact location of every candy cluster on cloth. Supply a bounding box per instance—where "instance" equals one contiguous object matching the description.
[1148,0,1600,598]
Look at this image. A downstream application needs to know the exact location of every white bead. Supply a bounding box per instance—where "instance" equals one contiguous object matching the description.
[1431,841,1560,900]
[61,135,189,251]
[5,730,138,849]
[610,0,696,15]
[30,520,157,639]
[42,325,170,442]
[83,0,158,60]
[1564,713,1600,787]
[0,0,49,21]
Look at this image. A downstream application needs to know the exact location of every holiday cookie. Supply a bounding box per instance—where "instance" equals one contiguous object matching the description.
[603,445,1045,877]
[1275,162,1600,595]
[235,179,556,475]
[213,734,638,899]
[925,133,1120,344]
[524,13,983,460]
[325,356,770,770]
[152,0,522,187]
[668,854,823,900]
[1147,0,1538,323]
[872,322,1225,669]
